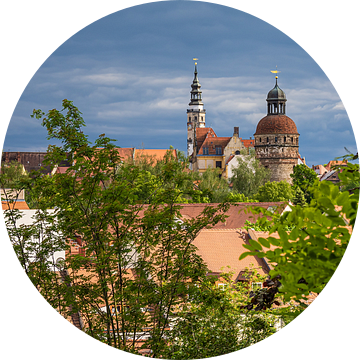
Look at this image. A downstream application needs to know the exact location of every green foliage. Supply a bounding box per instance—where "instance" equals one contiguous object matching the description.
[290,164,318,203]
[0,160,27,189]
[240,163,358,302]
[225,191,255,203]
[194,167,230,203]
[230,154,271,197]
[6,100,260,358]
[164,268,279,359]
[253,180,293,202]
[292,186,307,206]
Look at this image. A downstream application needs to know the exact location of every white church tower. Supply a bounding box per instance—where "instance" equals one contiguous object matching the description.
[187,60,206,158]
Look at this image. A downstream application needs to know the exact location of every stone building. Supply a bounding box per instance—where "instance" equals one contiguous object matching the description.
[254,77,299,183]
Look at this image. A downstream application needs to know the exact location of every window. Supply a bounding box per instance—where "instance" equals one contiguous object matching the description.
[284,136,286,142]
[218,283,226,291]
[275,137,278,143]
[259,137,262,143]
[267,137,269,143]
[251,283,262,291]
[203,147,209,155]
[215,146,222,155]
[216,161,222,168]
[235,150,240,155]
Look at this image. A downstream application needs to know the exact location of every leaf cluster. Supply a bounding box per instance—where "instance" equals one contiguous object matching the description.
[240,169,358,302]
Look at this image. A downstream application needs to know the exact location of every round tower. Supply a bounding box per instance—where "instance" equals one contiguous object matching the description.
[254,76,299,183]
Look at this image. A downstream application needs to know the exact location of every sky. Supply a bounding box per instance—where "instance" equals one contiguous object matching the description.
[2,1,357,167]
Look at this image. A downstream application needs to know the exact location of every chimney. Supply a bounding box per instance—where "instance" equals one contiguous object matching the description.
[233,126,239,137]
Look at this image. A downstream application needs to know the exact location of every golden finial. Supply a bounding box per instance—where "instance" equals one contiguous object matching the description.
[193,58,198,65]
[271,65,280,79]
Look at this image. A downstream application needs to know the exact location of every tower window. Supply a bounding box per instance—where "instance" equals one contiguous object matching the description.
[259,138,262,143]
[267,137,269,143]
[284,136,286,142]
[195,116,197,121]
[189,117,191,121]
[291,137,293,143]
[275,137,278,143]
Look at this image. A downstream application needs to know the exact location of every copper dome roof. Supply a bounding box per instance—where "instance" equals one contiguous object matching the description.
[254,114,298,135]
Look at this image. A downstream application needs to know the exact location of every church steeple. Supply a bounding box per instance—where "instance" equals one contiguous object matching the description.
[187,59,206,159]
[189,60,204,107]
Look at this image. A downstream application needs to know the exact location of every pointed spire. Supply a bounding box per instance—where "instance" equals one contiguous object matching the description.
[189,59,203,106]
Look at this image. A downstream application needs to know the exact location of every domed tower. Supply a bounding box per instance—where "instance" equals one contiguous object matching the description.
[254,76,299,183]
[187,60,206,158]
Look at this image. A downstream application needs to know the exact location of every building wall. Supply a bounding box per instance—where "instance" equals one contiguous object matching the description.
[223,135,245,160]
[195,155,225,173]
[254,133,299,183]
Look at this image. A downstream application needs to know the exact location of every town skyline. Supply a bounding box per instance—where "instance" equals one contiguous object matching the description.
[2,1,357,168]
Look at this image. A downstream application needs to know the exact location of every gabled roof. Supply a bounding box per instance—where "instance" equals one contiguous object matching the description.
[193,228,269,281]
[325,160,347,171]
[2,200,29,210]
[195,127,217,150]
[198,136,231,155]
[134,149,177,162]
[240,139,255,148]
[116,147,134,161]
[178,202,284,229]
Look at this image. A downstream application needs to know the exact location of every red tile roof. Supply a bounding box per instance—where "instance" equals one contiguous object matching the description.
[193,228,269,281]
[255,115,298,135]
[240,139,255,148]
[195,127,217,150]
[2,201,30,210]
[198,136,231,155]
[178,202,284,229]
[116,147,134,161]
[134,149,177,162]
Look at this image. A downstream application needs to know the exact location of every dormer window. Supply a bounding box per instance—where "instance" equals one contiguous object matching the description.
[215,146,222,155]
[203,147,209,155]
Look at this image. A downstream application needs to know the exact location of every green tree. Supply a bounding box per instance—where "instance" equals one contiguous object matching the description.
[240,157,358,302]
[0,160,27,188]
[231,154,271,198]
[253,180,293,202]
[194,167,230,203]
[224,191,255,203]
[164,268,279,359]
[7,100,234,357]
[290,164,318,203]
[292,186,307,206]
